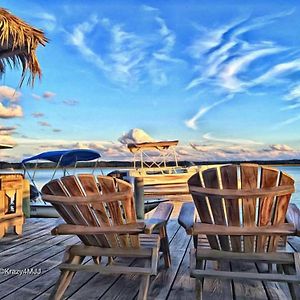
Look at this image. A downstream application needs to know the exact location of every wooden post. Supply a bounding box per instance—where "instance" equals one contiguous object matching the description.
[22,179,30,218]
[134,177,144,219]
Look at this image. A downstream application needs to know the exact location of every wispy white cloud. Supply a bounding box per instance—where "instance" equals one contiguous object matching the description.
[35,12,57,31]
[219,47,284,92]
[253,58,300,86]
[281,101,300,111]
[141,5,159,12]
[68,15,107,71]
[68,9,178,87]
[273,114,300,129]
[285,83,300,101]
[185,11,296,128]
[281,83,300,112]
[185,96,232,130]
[202,133,263,145]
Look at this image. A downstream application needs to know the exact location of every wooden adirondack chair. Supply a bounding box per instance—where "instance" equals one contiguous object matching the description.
[41,174,173,300]
[178,164,300,299]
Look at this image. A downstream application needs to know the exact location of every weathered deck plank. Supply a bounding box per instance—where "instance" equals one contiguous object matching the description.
[0,236,79,298]
[0,212,299,300]
[167,240,195,300]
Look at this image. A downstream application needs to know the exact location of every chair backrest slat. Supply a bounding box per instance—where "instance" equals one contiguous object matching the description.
[202,168,230,251]
[43,178,95,246]
[257,167,279,252]
[77,174,119,248]
[269,172,294,251]
[60,176,108,247]
[188,173,219,250]
[240,164,258,252]
[220,165,240,252]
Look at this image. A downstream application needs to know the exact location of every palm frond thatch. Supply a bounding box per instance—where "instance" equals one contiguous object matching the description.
[0,8,48,86]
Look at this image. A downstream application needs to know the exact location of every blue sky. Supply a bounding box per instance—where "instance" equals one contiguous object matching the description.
[1,0,300,161]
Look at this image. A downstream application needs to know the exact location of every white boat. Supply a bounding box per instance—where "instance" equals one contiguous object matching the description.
[126,140,199,201]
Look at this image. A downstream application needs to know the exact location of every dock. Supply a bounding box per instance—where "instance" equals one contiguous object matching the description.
[0,202,299,300]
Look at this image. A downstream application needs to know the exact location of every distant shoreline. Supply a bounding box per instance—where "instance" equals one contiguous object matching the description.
[2,159,300,169]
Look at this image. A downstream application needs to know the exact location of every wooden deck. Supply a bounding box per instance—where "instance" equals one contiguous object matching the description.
[0,202,300,300]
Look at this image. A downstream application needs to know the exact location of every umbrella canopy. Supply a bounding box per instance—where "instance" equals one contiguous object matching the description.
[0,8,48,86]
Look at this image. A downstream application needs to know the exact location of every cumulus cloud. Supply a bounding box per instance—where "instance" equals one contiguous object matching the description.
[0,103,23,118]
[0,86,23,118]
[0,125,17,147]
[189,141,299,161]
[0,126,16,135]
[264,144,294,152]
[7,132,300,162]
[32,112,45,118]
[118,128,155,144]
[43,91,56,99]
[0,86,21,102]
[32,94,42,100]
[0,135,16,146]
[38,121,51,127]
[63,99,79,106]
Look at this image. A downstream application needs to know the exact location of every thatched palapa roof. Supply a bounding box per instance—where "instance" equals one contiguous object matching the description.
[0,8,48,86]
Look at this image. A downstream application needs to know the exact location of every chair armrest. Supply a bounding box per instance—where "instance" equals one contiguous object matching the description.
[286,203,300,236]
[51,222,145,235]
[144,202,174,234]
[178,202,196,235]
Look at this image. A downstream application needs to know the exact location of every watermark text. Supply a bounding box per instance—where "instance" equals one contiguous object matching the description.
[0,268,42,276]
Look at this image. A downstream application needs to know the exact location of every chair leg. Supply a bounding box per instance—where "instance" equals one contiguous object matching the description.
[92,256,101,264]
[137,274,150,300]
[50,248,84,300]
[193,235,198,248]
[195,259,204,300]
[282,264,299,300]
[159,225,171,268]
[195,278,203,300]
[137,259,151,300]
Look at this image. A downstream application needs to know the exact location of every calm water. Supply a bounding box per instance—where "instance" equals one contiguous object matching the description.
[3,165,300,207]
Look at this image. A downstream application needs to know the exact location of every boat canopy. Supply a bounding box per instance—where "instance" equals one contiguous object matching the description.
[22,149,101,167]
[127,140,178,153]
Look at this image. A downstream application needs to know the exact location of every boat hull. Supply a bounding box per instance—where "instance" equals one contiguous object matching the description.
[30,204,60,218]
